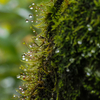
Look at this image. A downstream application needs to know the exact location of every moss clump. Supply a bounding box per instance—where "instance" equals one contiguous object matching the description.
[15,0,100,100]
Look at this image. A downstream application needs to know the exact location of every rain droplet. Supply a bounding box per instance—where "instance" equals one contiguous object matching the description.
[26,59,28,61]
[17,75,20,79]
[88,27,92,31]
[78,41,82,45]
[91,49,95,53]
[19,86,22,90]
[29,14,32,18]
[50,98,54,100]
[13,95,16,98]
[66,68,70,72]
[22,57,25,60]
[31,20,34,23]
[36,38,38,40]
[69,58,75,63]
[32,3,35,5]
[87,72,90,76]
[30,6,33,10]
[87,24,90,27]
[30,55,32,57]
[81,53,85,57]
[35,10,37,12]
[36,21,38,23]
[22,91,25,94]
[24,69,27,71]
[25,19,29,23]
[87,52,92,57]
[33,30,35,32]
[55,49,59,53]
[29,45,32,48]
[97,43,100,48]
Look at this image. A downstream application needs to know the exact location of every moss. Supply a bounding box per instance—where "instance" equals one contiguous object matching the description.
[15,0,100,100]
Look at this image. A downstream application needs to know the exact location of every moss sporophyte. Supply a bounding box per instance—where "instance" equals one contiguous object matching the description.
[15,0,100,100]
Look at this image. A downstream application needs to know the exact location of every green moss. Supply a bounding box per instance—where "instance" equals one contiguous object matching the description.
[15,0,100,100]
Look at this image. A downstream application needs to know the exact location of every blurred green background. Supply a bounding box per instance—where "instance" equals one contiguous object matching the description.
[0,0,34,100]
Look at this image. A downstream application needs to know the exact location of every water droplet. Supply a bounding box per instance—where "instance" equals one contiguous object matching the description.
[31,20,34,23]
[91,49,95,53]
[55,49,59,53]
[28,51,30,53]
[69,58,75,63]
[30,6,33,10]
[81,53,85,57]
[19,86,22,90]
[50,98,54,100]
[33,30,35,32]
[78,41,82,45]
[97,43,100,48]
[35,10,37,12]
[36,38,38,40]
[87,24,90,27]
[90,39,93,43]
[24,69,27,71]
[36,14,38,16]
[87,72,90,76]
[30,55,32,57]
[88,27,92,31]
[22,57,25,60]
[66,68,70,72]
[22,91,25,94]
[26,59,28,61]
[36,21,38,23]
[29,14,32,18]
[29,45,32,48]
[32,3,35,5]
[17,75,20,79]
[13,95,16,97]
[87,52,92,57]
[25,19,29,23]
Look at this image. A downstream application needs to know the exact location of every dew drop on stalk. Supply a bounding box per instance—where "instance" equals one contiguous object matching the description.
[78,41,82,45]
[66,68,70,72]
[32,2,35,5]
[17,75,20,79]
[13,95,16,97]
[91,49,95,53]
[25,19,29,23]
[30,6,33,10]
[22,91,25,94]
[29,14,32,18]
[36,38,38,40]
[22,57,25,60]
[26,59,28,61]
[33,30,35,32]
[31,20,33,23]
[35,10,37,12]
[88,27,92,31]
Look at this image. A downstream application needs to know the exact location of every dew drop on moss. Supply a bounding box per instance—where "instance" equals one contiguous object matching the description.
[17,75,20,79]
[78,41,82,45]
[32,3,35,5]
[66,68,70,72]
[13,95,16,97]
[25,19,29,23]
[29,14,32,18]
[30,6,33,10]
[50,98,54,100]
[88,27,92,31]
